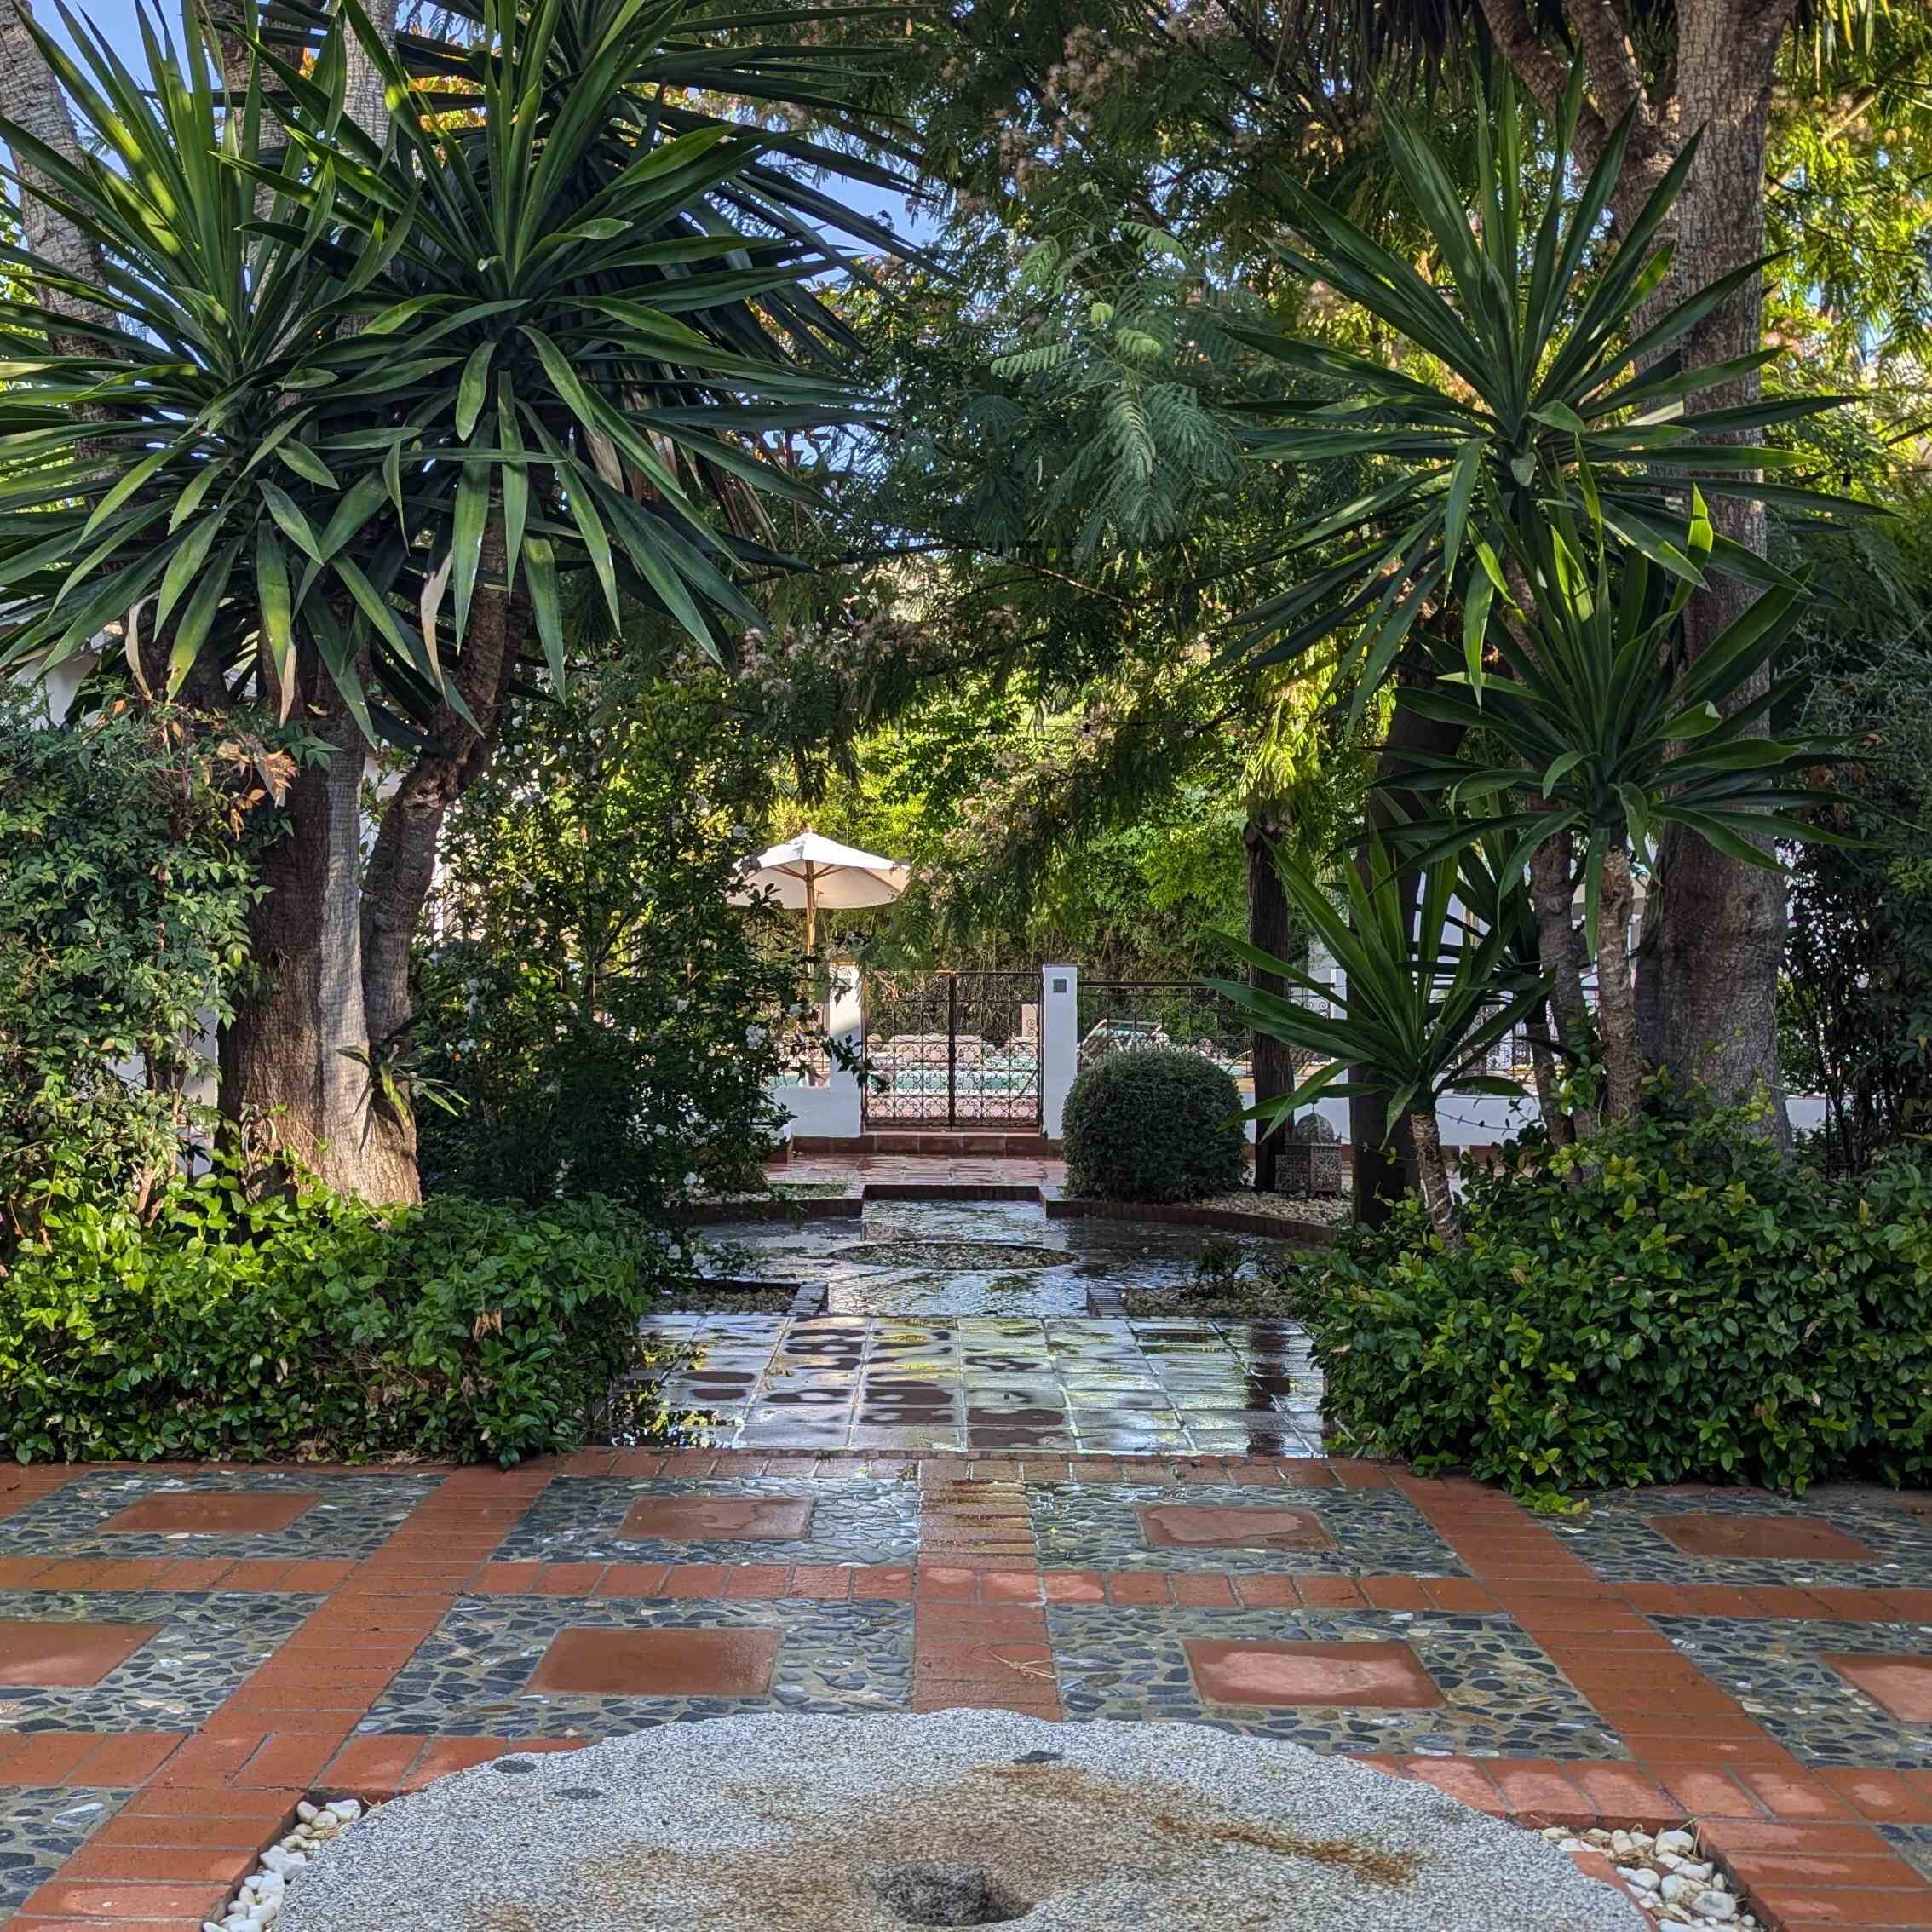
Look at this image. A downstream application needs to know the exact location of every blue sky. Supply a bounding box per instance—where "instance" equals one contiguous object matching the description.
[48,0,930,241]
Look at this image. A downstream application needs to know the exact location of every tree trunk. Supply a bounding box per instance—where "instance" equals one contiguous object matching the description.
[1484,0,1798,1135]
[1407,1107,1462,1248]
[342,0,401,136]
[220,664,418,1199]
[1245,807,1300,1195]
[1631,3,1794,1139]
[1596,842,1645,1123]
[0,4,117,356]
[1531,831,1598,1140]
[1524,1008,1573,1150]
[361,527,524,1048]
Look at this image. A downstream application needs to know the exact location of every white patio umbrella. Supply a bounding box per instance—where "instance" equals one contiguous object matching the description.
[730,829,907,954]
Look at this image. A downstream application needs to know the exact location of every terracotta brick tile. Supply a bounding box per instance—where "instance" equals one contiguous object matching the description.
[976,1571,1044,1603]
[1725,1849,1932,1889]
[55,1846,254,1886]
[21,1879,229,1919]
[1101,1573,1171,1607]
[1040,1571,1106,1604]
[723,1565,793,1600]
[1566,1762,1684,1827]
[1400,1758,1506,1815]
[912,1567,979,1601]
[0,1734,109,1784]
[322,1734,426,1797]
[233,1733,343,1789]
[1487,1762,1589,1823]
[1421,1578,1500,1613]
[1705,1822,1906,1856]
[658,1563,730,1597]
[1734,1768,1860,1820]
[1169,1574,1239,1608]
[1231,1575,1302,1609]
[1294,1576,1368,1609]
[1633,1761,1763,1820]
[1360,1575,1433,1612]
[1750,1885,1932,1926]
[66,1734,187,1787]
[1814,1768,1932,1821]
[850,1567,913,1601]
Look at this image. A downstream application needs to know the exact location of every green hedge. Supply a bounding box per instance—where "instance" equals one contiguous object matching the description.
[1294,1101,1932,1501]
[0,1165,669,1466]
[1062,1045,1247,1203]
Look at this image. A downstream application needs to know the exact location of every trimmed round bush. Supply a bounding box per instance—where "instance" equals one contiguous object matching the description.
[1294,1097,1932,1502]
[1061,1046,1246,1203]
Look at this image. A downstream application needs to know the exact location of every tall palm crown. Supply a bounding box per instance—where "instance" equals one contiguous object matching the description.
[0,0,914,745]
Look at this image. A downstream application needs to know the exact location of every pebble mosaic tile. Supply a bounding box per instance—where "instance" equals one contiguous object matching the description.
[1027,1481,1469,1577]
[1878,1823,1932,1882]
[0,1592,316,1733]
[0,1469,440,1562]
[1046,1604,1620,1759]
[1548,1486,1932,1588]
[1659,1615,1932,1768]
[0,1787,127,1914]
[359,1594,914,1739]
[494,1475,922,1567]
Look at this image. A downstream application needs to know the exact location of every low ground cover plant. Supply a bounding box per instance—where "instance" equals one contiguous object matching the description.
[1291,1095,1932,1500]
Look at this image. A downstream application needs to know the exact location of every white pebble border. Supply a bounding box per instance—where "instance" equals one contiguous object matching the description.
[1540,1823,1756,1927]
[202,1799,367,1932]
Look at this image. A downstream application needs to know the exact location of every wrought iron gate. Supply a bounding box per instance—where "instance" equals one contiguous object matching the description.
[860,970,1041,1127]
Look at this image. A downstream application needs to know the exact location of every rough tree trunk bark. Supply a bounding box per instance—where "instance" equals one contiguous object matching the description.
[220,665,418,1199]
[212,0,429,1200]
[1484,0,1799,1134]
[1245,808,1300,1196]
[1631,2,1795,1141]
[1596,842,1646,1122]
[1531,830,1598,1141]
[1406,1108,1462,1248]
[0,4,118,357]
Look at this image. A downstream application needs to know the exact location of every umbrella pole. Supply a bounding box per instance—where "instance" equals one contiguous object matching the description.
[803,867,816,958]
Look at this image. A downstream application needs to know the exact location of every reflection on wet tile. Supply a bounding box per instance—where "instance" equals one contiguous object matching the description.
[638,1203,1331,1453]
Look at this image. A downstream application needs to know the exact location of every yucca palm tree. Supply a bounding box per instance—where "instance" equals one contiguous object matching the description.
[1227,64,1866,693]
[1389,490,1855,1123]
[0,0,909,1199]
[1211,837,1550,1246]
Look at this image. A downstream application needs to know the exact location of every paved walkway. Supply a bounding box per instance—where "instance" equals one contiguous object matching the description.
[3,1451,1931,1929]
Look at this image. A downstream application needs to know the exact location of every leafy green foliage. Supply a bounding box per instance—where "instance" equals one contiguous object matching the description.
[411,658,802,1207]
[1061,1045,1245,1202]
[0,692,289,1253]
[1213,836,1547,1141]
[1783,606,1932,1170]
[1394,491,1854,913]
[0,1159,670,1466]
[1230,64,1868,691]
[1295,1097,1932,1498]
[0,0,898,739]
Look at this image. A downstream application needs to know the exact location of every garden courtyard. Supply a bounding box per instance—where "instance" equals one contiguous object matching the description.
[5,0,1932,1924]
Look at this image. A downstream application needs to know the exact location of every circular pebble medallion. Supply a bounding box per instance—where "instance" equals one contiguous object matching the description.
[276,1711,1647,1931]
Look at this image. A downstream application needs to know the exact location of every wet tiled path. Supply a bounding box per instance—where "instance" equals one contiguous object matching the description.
[4,1456,1932,1929]
[643,1314,1332,1453]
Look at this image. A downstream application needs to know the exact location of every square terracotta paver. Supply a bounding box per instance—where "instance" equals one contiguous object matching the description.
[0,1619,163,1687]
[526,1625,780,1699]
[618,1497,815,1543]
[1825,1654,1932,1723]
[1649,1514,1875,1562]
[98,1489,320,1536]
[1184,1638,1445,1708]
[1138,1504,1337,1552]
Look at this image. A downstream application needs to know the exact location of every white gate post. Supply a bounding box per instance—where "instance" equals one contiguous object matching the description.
[1040,964,1078,1140]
